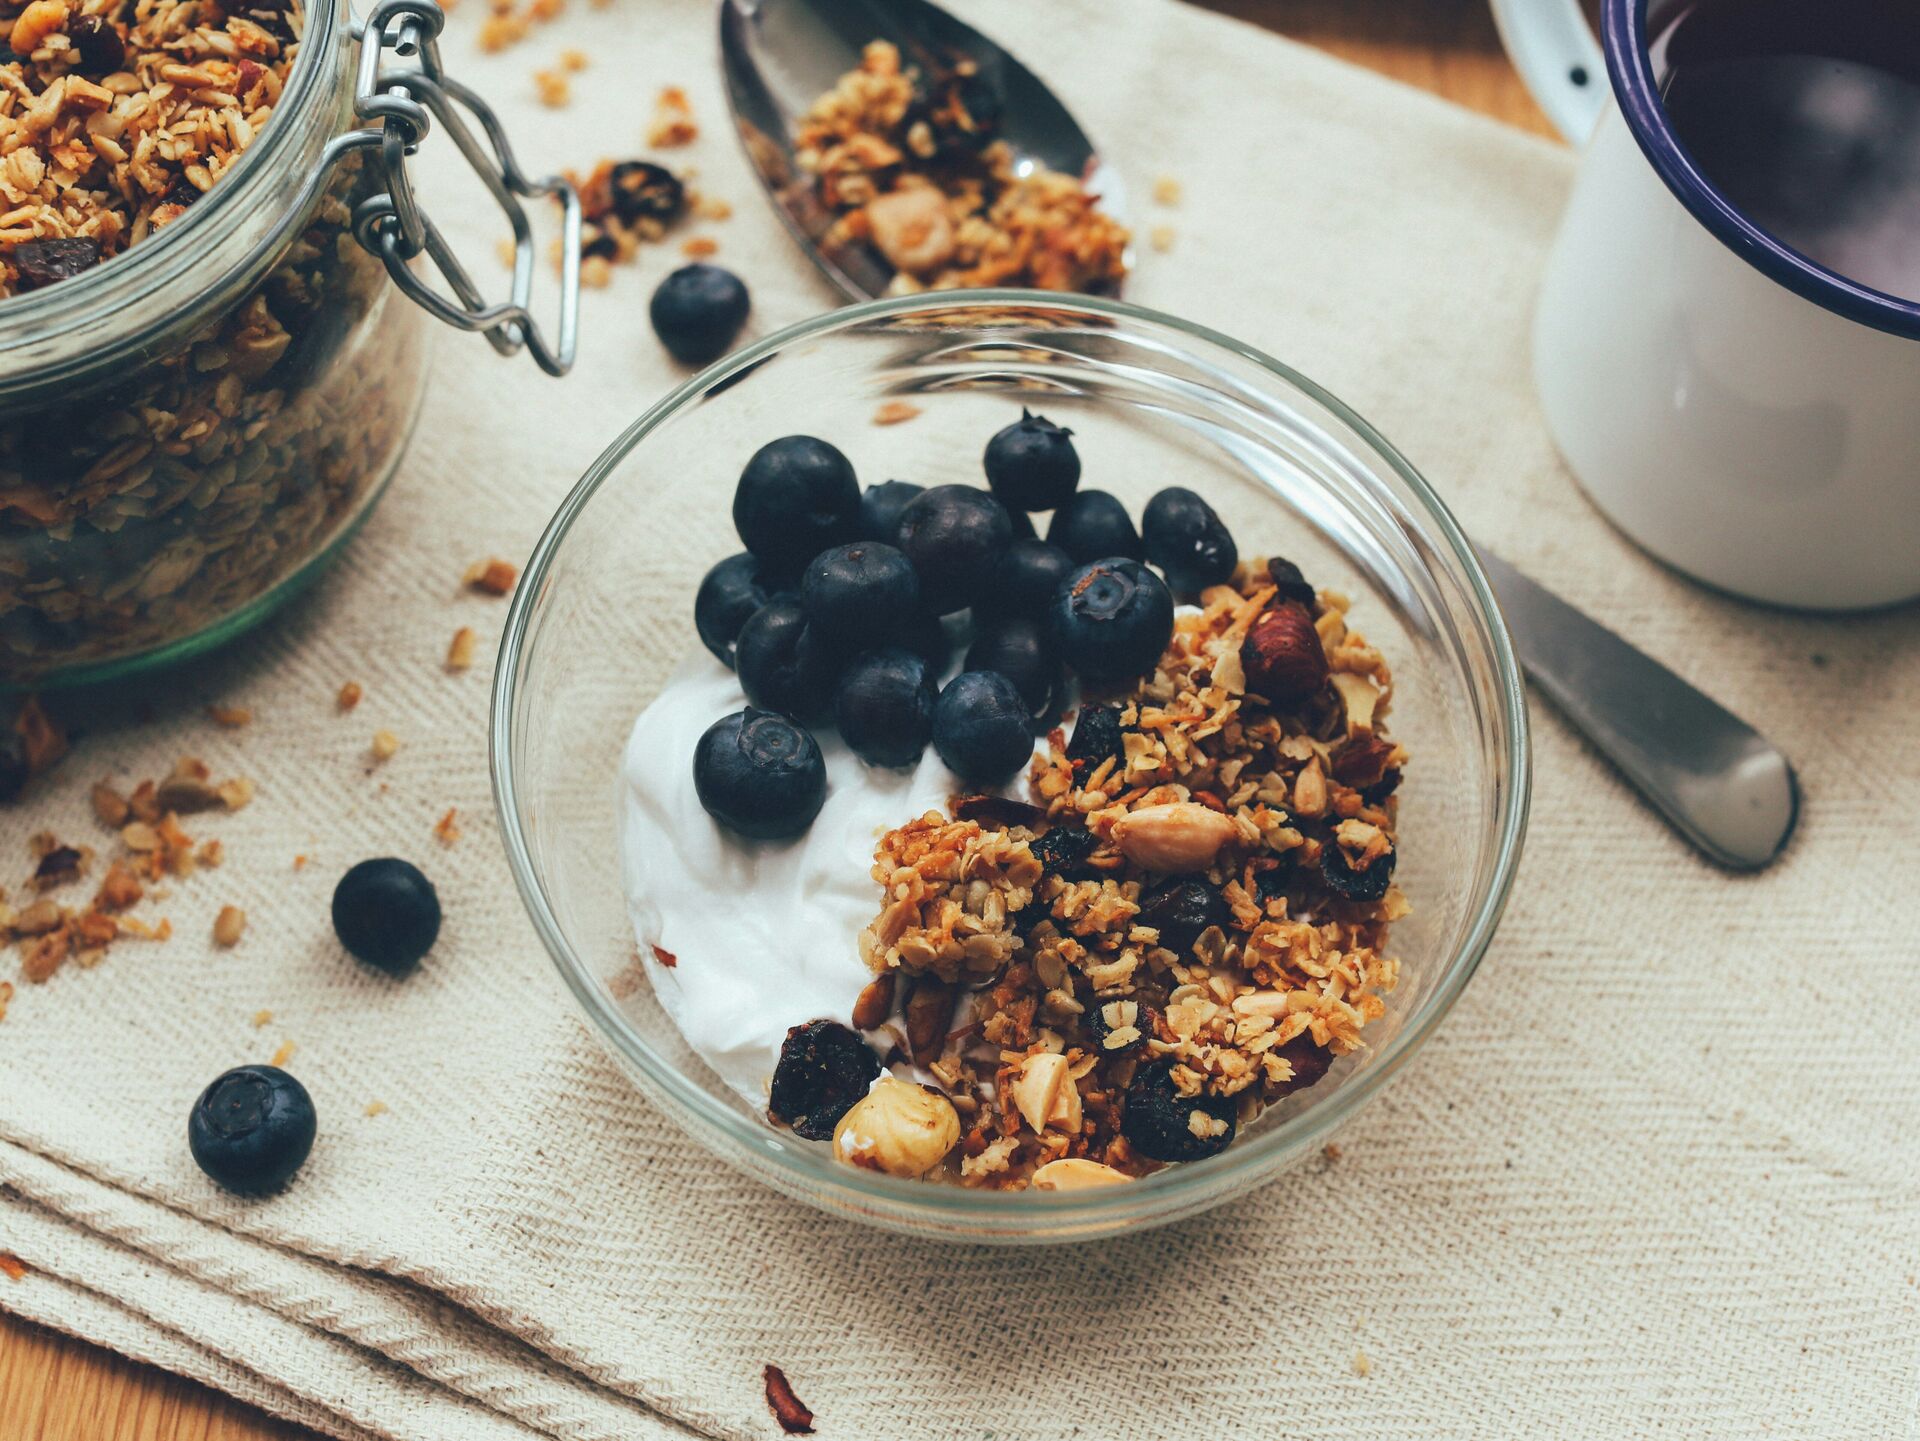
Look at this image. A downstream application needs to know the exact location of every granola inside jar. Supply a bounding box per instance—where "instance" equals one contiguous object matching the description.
[0,0,574,685]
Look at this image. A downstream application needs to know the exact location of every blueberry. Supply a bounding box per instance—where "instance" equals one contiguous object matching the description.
[965,616,1057,714]
[983,409,1080,512]
[733,436,860,574]
[858,480,923,543]
[1029,823,1099,880]
[834,648,936,768]
[931,670,1033,783]
[1267,555,1316,606]
[769,1019,880,1140]
[893,484,1013,615]
[694,552,774,669]
[1046,490,1140,563]
[649,263,750,366]
[734,598,838,722]
[1063,702,1126,776]
[801,542,919,651]
[188,1065,316,1194]
[1320,839,1396,903]
[693,707,827,839]
[1047,557,1174,683]
[1272,1032,1334,1096]
[1138,878,1230,953]
[976,538,1074,623]
[331,858,440,975]
[1142,486,1238,594]
[1121,1057,1237,1163]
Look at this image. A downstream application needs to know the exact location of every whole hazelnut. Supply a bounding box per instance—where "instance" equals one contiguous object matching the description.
[1240,600,1329,706]
[832,1076,960,1178]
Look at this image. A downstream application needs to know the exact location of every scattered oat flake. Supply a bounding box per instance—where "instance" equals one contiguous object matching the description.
[558,47,586,71]
[337,681,363,712]
[219,776,254,811]
[293,855,308,871]
[364,1100,389,1118]
[680,235,718,259]
[0,1253,26,1281]
[0,981,13,1022]
[1150,225,1176,253]
[647,85,697,147]
[207,704,252,728]
[446,626,478,672]
[872,400,922,426]
[269,1040,296,1067]
[213,905,246,947]
[464,558,519,596]
[651,944,677,969]
[1353,1349,1372,1378]
[763,1366,814,1435]
[370,730,400,762]
[1152,175,1182,206]
[252,1009,273,1028]
[434,808,462,846]
[15,695,66,776]
[694,195,732,221]
[1323,1142,1343,1162]
[534,69,570,107]
[90,782,130,828]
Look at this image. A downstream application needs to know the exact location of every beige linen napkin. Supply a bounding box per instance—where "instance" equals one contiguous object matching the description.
[3,0,1917,1437]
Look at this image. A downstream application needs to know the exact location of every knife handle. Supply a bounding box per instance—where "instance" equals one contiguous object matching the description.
[1478,551,1798,871]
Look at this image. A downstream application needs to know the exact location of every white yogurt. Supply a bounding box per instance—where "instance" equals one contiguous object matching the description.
[617,650,1045,1111]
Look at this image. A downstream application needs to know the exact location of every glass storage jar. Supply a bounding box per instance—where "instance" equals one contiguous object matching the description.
[0,0,577,687]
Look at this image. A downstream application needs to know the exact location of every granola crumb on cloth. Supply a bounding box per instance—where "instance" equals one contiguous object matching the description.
[795,40,1129,295]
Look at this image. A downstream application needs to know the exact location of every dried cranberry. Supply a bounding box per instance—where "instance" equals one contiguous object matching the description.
[1320,840,1395,903]
[768,1019,880,1141]
[1272,1032,1333,1097]
[1266,556,1316,606]
[1063,703,1125,776]
[12,237,101,290]
[1120,1057,1236,1163]
[1028,823,1098,880]
[607,161,685,225]
[1137,878,1230,953]
[69,14,124,75]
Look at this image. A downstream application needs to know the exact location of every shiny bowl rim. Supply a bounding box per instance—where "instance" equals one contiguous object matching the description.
[490,288,1531,1234]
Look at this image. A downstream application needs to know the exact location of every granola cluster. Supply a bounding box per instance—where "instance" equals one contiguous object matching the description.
[850,564,1406,1189]
[795,41,1129,295]
[0,0,427,681]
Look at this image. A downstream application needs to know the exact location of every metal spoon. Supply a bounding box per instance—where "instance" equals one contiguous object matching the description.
[717,0,1798,871]
[718,0,1127,302]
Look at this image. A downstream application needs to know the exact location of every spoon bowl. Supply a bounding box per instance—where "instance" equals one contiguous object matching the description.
[718,0,1130,301]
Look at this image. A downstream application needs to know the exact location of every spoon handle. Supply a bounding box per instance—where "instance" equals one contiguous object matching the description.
[1477,549,1799,871]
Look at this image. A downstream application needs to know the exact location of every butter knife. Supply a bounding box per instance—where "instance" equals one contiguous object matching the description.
[1478,550,1799,871]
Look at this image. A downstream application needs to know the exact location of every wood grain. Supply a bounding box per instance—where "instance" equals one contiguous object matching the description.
[0,3,1555,1436]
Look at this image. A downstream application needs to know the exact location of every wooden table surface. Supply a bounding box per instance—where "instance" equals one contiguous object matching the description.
[0,2,1558,1436]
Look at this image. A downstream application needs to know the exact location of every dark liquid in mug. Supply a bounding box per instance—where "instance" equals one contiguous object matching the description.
[1653,0,1920,301]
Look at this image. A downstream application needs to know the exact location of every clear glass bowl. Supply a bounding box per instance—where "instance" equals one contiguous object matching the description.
[492,292,1530,1243]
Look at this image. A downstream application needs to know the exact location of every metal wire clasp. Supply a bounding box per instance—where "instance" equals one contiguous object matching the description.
[346,0,580,375]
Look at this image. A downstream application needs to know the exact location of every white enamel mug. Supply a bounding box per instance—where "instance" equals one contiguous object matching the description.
[1491,0,1920,610]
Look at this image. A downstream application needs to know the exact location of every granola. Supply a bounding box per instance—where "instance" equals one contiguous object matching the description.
[848,563,1406,1188]
[795,41,1129,294]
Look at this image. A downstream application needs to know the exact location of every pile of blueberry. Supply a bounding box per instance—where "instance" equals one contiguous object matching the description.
[692,411,1243,839]
[186,857,443,1195]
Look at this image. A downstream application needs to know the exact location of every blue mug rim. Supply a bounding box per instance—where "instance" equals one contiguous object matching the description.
[1605,0,1920,343]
